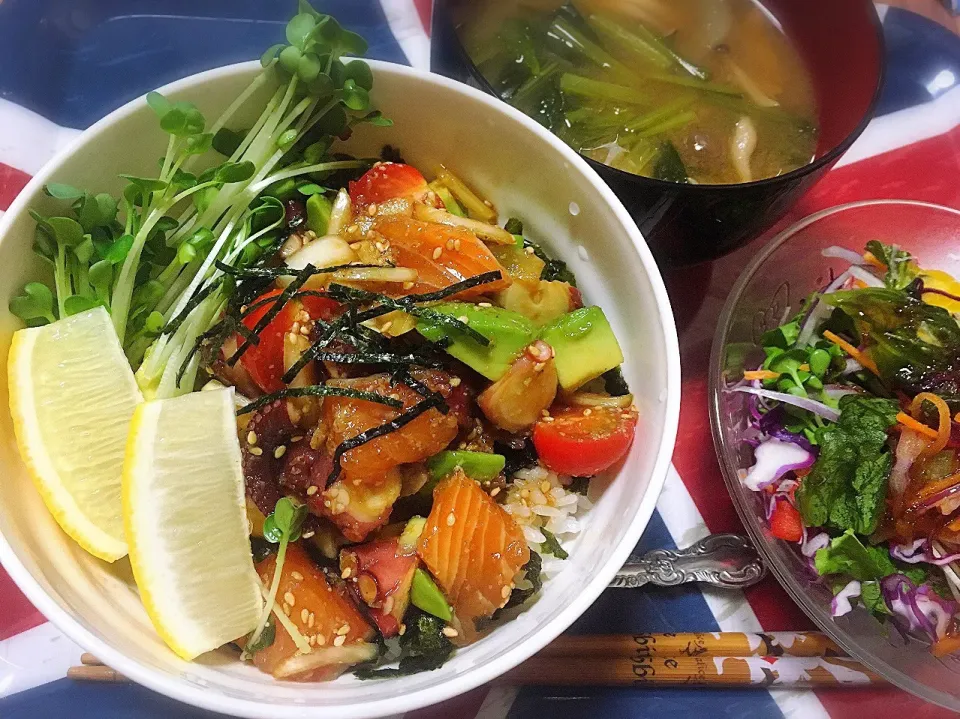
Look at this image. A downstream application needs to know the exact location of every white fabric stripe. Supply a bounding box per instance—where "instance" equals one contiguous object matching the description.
[835,84,960,168]
[379,0,431,71]
[0,623,83,697]
[656,466,828,719]
[474,686,519,719]
[0,98,81,175]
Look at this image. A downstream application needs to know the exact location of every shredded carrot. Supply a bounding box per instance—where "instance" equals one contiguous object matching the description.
[863,251,887,272]
[932,635,960,658]
[896,411,940,440]
[743,370,780,381]
[910,392,951,456]
[822,330,880,375]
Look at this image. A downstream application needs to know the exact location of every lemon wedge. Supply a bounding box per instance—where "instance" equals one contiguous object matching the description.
[123,387,261,660]
[8,307,141,562]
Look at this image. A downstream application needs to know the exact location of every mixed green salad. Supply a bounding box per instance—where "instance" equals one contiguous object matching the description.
[734,241,960,654]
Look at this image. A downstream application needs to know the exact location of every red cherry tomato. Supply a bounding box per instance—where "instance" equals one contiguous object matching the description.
[349,162,431,208]
[238,289,340,393]
[769,499,803,542]
[532,405,638,477]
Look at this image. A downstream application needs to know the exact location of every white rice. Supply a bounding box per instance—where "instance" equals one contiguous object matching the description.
[503,465,591,556]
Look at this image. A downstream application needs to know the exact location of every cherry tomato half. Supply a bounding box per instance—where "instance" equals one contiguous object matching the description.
[769,498,803,542]
[532,405,638,477]
[349,162,431,209]
[238,289,340,393]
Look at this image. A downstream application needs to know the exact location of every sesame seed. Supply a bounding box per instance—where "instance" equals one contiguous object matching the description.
[308,634,317,646]
[525,246,535,255]
[291,435,304,442]
[380,321,393,334]
[483,199,493,207]
[341,568,352,579]
[324,500,332,508]
[542,416,555,423]
[337,624,351,635]
[241,305,248,313]
[501,585,511,599]
[347,224,358,233]
[540,480,551,493]
[291,571,304,581]
[490,487,501,497]
[583,408,592,416]
[383,596,394,615]
[398,623,407,636]
[282,603,291,616]
[432,247,443,260]
[284,592,296,607]
[308,613,315,628]
[454,239,461,251]
[247,431,258,445]
[367,203,378,216]
[402,281,415,290]
[457,316,469,324]
[446,512,456,526]
[541,409,550,417]
[442,627,459,637]
[301,608,309,623]
[302,530,315,539]
[449,377,461,387]
[274,445,287,459]
[478,302,492,308]
[534,362,545,373]
[333,635,346,647]
[249,446,263,456]
[446,239,455,251]
[316,634,326,645]
[306,485,318,496]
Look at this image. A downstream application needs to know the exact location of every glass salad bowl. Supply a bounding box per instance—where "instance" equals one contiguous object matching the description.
[710,199,960,710]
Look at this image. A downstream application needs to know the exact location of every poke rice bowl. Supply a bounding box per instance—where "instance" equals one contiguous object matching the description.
[710,200,960,710]
[0,61,680,717]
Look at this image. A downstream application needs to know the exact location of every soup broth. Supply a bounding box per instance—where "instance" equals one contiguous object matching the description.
[455,0,819,185]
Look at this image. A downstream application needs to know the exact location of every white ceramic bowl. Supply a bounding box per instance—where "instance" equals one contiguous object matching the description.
[0,60,680,718]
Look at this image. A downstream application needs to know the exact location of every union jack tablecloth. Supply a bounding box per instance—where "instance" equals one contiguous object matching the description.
[1,2,959,717]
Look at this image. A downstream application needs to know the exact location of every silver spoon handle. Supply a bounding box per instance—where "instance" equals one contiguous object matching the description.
[609,533,766,590]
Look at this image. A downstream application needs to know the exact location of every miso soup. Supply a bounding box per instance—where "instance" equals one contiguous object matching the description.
[455,0,819,185]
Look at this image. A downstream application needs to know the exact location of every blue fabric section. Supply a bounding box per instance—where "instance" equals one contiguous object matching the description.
[0,677,223,719]
[506,511,785,719]
[877,7,960,116]
[0,0,408,130]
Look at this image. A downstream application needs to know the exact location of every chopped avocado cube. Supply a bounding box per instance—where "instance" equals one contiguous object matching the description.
[539,306,624,389]
[428,451,506,482]
[411,568,452,621]
[306,194,332,235]
[416,302,536,380]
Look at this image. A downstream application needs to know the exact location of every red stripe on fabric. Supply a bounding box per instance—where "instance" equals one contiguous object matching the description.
[0,163,31,212]
[0,567,46,641]
[413,0,432,35]
[412,687,489,719]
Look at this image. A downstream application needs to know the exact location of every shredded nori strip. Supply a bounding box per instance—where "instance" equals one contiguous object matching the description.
[236,385,404,416]
[393,369,450,415]
[280,313,352,384]
[403,270,503,304]
[214,260,381,279]
[240,289,332,318]
[162,276,224,336]
[312,351,446,369]
[327,393,446,486]
[227,263,316,366]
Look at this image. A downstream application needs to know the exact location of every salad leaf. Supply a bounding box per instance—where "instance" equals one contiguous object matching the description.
[796,395,898,535]
[814,530,897,581]
[860,580,891,618]
[865,241,917,290]
[826,288,960,392]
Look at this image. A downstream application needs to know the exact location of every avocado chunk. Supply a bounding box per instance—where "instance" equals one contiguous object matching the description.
[428,450,505,483]
[411,568,452,621]
[416,302,536,380]
[539,306,624,389]
[306,194,332,235]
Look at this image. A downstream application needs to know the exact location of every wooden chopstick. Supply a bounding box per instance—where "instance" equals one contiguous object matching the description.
[68,631,883,688]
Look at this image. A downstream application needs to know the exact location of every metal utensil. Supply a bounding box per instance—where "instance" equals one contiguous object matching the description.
[610,534,766,590]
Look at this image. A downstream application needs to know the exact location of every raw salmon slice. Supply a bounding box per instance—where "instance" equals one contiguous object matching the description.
[374,217,511,299]
[417,470,530,640]
[252,544,374,681]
